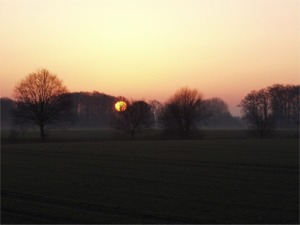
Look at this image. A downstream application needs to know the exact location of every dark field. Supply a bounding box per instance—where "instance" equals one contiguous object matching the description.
[1,138,299,224]
[1,129,299,142]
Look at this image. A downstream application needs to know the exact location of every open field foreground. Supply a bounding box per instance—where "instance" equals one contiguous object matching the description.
[1,139,299,224]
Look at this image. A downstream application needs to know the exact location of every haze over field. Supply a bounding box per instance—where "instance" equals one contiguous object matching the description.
[0,0,299,115]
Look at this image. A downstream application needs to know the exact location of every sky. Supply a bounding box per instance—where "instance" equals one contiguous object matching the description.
[0,0,299,115]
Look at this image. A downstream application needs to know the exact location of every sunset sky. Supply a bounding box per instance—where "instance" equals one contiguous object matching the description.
[0,0,299,115]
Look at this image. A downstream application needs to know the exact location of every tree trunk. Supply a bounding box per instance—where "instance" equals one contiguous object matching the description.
[40,125,45,139]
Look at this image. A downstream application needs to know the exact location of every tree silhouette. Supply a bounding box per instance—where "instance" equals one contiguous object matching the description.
[69,91,116,128]
[202,97,241,128]
[111,100,154,139]
[268,84,300,128]
[13,69,72,139]
[149,100,163,128]
[239,89,274,138]
[0,97,15,129]
[204,97,229,116]
[159,87,206,139]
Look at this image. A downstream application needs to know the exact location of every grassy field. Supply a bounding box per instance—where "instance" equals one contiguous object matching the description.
[1,138,299,223]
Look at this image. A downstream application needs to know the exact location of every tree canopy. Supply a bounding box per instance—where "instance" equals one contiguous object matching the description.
[160,87,206,138]
[13,69,72,139]
[110,99,154,138]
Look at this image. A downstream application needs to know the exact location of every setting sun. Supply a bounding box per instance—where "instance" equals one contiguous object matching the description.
[114,101,127,112]
[0,0,298,116]
[0,1,299,223]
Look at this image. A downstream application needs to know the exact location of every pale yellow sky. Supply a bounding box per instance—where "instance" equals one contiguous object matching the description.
[0,0,299,115]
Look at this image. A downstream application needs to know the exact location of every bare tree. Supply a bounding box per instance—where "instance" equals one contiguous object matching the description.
[204,97,229,116]
[239,89,274,138]
[268,84,300,128]
[13,69,72,139]
[149,100,163,128]
[289,85,300,128]
[159,87,206,139]
[202,97,241,128]
[111,100,154,139]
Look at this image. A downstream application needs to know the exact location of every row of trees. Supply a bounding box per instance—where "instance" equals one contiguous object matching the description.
[109,89,240,139]
[239,84,299,138]
[70,91,116,128]
[2,69,299,139]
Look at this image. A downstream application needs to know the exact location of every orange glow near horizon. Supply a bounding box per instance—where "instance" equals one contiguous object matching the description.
[0,0,299,115]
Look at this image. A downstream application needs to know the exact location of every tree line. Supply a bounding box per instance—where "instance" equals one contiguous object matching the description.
[239,84,299,137]
[1,69,299,139]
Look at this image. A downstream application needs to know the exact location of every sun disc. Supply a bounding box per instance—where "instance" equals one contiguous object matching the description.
[115,101,127,112]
